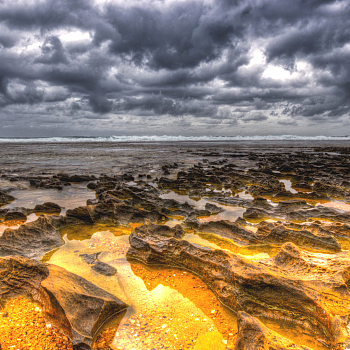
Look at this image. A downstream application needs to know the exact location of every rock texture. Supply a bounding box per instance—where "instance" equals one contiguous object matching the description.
[2,144,350,349]
[3,211,27,221]
[198,220,261,244]
[195,219,341,252]
[0,191,15,206]
[243,203,350,223]
[0,255,48,304]
[0,256,128,349]
[34,202,62,214]
[0,202,62,224]
[42,264,126,348]
[127,222,350,348]
[0,216,64,259]
[235,312,312,350]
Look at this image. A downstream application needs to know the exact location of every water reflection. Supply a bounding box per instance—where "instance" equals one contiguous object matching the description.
[318,201,350,212]
[46,225,330,350]
[0,213,38,235]
[198,206,246,223]
[4,184,94,210]
[183,232,278,258]
[235,191,254,200]
[59,223,138,241]
[160,191,207,209]
[48,231,129,302]
[280,179,298,194]
[0,179,29,190]
[160,191,246,223]
[121,263,238,350]
[48,229,238,350]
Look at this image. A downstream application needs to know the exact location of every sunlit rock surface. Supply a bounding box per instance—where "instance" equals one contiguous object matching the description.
[0,255,128,349]
[47,227,240,349]
[42,264,127,349]
[235,311,312,350]
[127,222,350,348]
[194,219,341,252]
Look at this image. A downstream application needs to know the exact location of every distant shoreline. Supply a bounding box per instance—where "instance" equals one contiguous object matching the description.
[0,135,350,143]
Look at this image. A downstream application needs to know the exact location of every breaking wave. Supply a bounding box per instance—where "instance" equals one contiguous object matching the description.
[0,135,350,143]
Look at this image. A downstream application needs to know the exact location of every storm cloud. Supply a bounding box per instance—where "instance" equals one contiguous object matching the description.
[0,0,349,136]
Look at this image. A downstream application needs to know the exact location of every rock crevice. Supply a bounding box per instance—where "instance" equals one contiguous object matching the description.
[127,222,350,348]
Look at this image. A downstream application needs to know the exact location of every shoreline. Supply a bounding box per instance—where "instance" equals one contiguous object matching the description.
[1,143,350,349]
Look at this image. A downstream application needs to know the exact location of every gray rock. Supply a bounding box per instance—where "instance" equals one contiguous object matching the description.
[80,252,117,276]
[91,261,116,276]
[0,191,15,205]
[4,211,27,221]
[0,216,64,260]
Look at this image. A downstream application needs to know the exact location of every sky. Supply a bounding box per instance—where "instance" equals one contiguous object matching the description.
[0,0,349,137]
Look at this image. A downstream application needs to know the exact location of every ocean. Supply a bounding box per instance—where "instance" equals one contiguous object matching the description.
[1,136,350,176]
[0,135,350,142]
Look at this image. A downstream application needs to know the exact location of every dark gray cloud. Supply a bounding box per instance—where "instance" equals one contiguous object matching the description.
[35,36,68,64]
[0,32,18,48]
[105,2,237,70]
[0,0,349,136]
[89,94,113,114]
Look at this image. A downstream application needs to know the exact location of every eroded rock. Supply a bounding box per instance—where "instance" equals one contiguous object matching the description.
[66,207,94,224]
[34,202,62,214]
[235,311,312,350]
[127,224,350,347]
[66,200,167,225]
[0,191,15,206]
[244,202,350,223]
[205,202,225,214]
[91,261,116,276]
[4,211,27,221]
[57,174,96,183]
[0,216,64,259]
[196,218,340,252]
[263,224,340,252]
[29,177,68,190]
[0,256,128,349]
[42,264,126,347]
[197,220,260,245]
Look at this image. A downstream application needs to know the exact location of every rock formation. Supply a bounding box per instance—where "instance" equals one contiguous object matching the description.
[0,255,128,349]
[195,219,341,252]
[127,222,350,348]
[0,191,15,206]
[235,311,312,350]
[0,216,64,259]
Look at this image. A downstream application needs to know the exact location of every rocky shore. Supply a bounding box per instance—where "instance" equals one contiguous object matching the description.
[1,143,350,349]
